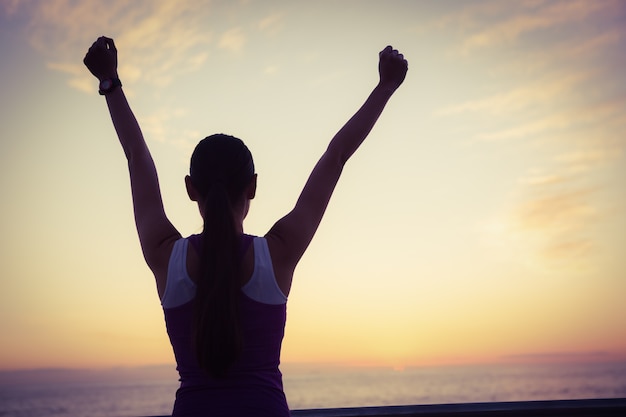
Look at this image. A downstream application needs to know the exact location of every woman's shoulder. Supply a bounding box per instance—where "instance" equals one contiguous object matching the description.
[262,233,294,297]
[242,236,288,304]
[162,237,196,308]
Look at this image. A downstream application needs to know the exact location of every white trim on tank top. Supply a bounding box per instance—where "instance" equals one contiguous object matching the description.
[161,236,287,309]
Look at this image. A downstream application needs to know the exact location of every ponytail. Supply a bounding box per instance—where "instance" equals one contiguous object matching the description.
[189,134,254,379]
[194,182,241,378]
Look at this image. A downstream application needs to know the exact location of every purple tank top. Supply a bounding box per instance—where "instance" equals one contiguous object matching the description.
[163,234,290,416]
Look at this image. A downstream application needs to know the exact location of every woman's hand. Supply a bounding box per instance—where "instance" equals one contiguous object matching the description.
[83,36,118,81]
[378,45,408,92]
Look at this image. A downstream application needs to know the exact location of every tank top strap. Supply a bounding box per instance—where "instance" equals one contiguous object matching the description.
[241,237,287,305]
[161,238,196,309]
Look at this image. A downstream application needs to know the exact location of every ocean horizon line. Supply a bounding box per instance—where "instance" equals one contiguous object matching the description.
[2,354,626,386]
[2,361,626,416]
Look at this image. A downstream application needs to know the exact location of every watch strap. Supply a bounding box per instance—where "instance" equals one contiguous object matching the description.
[98,78,122,95]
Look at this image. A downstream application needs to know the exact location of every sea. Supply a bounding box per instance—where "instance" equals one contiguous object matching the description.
[1,361,625,417]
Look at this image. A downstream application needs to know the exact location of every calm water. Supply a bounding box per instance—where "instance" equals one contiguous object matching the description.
[1,362,625,417]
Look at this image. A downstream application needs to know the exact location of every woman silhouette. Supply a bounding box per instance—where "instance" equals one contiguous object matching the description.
[84,36,407,416]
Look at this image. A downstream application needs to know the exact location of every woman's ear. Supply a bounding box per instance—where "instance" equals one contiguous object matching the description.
[185,175,199,201]
[247,174,257,200]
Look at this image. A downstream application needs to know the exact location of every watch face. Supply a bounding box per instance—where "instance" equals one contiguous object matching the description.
[100,79,113,90]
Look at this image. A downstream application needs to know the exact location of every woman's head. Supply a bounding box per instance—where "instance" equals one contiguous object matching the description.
[187,134,256,214]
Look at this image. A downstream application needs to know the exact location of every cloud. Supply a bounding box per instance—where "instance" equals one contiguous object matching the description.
[138,106,189,144]
[461,14,545,52]
[508,168,600,266]
[476,114,570,142]
[503,350,616,363]
[565,25,624,60]
[7,0,214,90]
[433,0,621,55]
[264,65,279,75]
[218,27,246,53]
[542,238,593,260]
[437,72,587,118]
[46,61,93,94]
[258,12,284,35]
[432,0,625,135]
[476,93,626,147]
[432,1,624,271]
[1,0,21,16]
[554,149,623,172]
[430,0,520,33]
[45,61,83,77]
[481,144,618,270]
[187,52,209,71]
[476,95,623,268]
[515,182,595,232]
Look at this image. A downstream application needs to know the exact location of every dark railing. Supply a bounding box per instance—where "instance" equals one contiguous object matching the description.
[145,398,626,416]
[291,398,626,416]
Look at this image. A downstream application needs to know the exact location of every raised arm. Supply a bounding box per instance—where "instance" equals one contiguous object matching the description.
[84,37,180,295]
[266,46,408,295]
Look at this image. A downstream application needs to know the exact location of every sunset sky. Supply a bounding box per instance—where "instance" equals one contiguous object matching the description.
[1,0,625,372]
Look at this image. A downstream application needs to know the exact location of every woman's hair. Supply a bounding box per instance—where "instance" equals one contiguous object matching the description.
[189,134,255,378]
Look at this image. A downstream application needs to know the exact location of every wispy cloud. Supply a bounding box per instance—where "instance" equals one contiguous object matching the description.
[218,27,246,53]
[437,72,587,118]
[432,1,624,270]
[1,0,21,16]
[515,178,596,233]
[138,106,194,146]
[492,123,622,267]
[554,148,623,173]
[485,115,623,268]
[503,350,617,363]
[5,0,214,90]
[258,12,284,35]
[565,25,624,60]
[2,0,241,154]
[264,65,279,75]
[432,0,621,55]
[501,170,599,267]
[475,93,626,146]
[46,61,93,94]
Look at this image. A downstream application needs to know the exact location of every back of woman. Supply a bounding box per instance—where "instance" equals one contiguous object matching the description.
[163,235,289,416]
[84,36,407,416]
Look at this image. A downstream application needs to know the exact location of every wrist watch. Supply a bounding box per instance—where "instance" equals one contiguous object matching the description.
[98,78,122,95]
